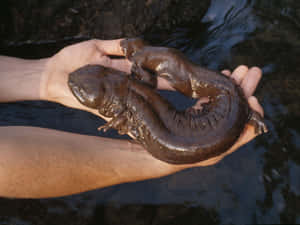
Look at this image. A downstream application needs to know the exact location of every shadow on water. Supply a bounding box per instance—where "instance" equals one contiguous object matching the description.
[1,0,300,224]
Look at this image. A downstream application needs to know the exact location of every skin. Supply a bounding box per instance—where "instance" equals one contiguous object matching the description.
[0,39,265,198]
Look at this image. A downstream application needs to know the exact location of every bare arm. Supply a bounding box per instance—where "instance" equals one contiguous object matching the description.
[0,122,259,198]
[0,126,174,198]
[0,44,176,198]
[0,56,47,102]
[0,123,261,198]
[0,39,265,198]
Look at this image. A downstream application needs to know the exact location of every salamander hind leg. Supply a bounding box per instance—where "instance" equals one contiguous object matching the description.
[249,111,268,135]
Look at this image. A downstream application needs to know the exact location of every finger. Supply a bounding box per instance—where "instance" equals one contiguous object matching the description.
[248,96,264,117]
[90,56,132,74]
[93,39,125,56]
[110,59,132,74]
[89,54,111,66]
[221,69,231,77]
[231,65,248,85]
[241,67,262,98]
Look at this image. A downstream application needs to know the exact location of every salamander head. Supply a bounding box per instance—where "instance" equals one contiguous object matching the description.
[68,65,130,117]
[68,65,109,109]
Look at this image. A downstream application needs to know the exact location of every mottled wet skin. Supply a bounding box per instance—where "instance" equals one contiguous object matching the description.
[68,39,267,164]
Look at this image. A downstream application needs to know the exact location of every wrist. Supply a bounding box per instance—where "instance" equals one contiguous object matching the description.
[33,58,50,101]
[40,57,55,101]
[39,55,90,110]
[40,56,70,104]
[0,56,49,102]
[14,57,49,101]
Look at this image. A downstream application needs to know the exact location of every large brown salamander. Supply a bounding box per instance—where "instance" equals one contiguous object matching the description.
[68,38,267,164]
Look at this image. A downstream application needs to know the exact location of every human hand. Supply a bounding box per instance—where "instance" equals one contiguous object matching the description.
[162,65,266,172]
[40,39,131,118]
[118,65,265,177]
[113,66,266,181]
[41,39,265,170]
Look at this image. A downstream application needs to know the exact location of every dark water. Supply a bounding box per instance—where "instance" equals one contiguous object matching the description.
[1,0,300,224]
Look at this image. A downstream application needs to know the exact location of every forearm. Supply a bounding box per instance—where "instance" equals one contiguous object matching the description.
[0,126,174,198]
[0,56,48,102]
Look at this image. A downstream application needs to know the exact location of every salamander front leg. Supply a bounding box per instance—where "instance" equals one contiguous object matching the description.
[98,111,130,135]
